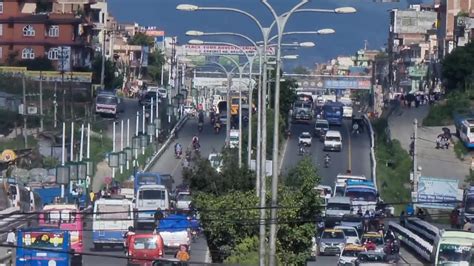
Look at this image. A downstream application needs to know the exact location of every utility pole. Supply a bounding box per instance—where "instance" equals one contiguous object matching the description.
[100,30,106,89]
[39,72,44,132]
[54,82,58,128]
[22,75,28,148]
[412,119,418,191]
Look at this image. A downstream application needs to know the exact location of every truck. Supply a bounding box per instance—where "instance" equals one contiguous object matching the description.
[16,228,73,266]
[453,113,474,148]
[158,214,192,252]
[133,172,173,195]
[344,180,378,213]
[135,184,170,228]
[291,98,313,124]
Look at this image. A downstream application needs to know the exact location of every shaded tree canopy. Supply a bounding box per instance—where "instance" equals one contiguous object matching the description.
[441,41,474,92]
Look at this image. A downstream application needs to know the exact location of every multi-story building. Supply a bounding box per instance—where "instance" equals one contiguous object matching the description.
[454,14,474,46]
[437,0,474,57]
[0,0,95,70]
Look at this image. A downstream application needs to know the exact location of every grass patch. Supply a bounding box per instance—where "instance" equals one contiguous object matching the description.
[0,135,38,151]
[454,140,469,161]
[373,118,412,215]
[423,92,473,126]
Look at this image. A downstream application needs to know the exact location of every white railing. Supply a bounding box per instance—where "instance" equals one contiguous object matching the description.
[364,114,377,188]
[388,221,433,262]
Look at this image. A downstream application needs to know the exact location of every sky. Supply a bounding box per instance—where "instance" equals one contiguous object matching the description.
[108,0,411,68]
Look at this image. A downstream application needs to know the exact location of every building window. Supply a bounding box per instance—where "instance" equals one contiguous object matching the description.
[0,1,3,14]
[48,25,59,37]
[21,48,35,59]
[23,25,35,37]
[48,48,59,60]
[0,47,3,59]
[0,24,3,36]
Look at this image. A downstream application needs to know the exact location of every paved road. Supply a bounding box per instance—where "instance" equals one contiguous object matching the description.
[281,118,371,187]
[84,116,225,265]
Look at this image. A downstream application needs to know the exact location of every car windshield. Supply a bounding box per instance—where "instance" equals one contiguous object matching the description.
[300,134,311,139]
[326,136,341,142]
[437,243,473,265]
[177,194,192,201]
[96,96,117,105]
[322,231,345,239]
[342,249,363,257]
[316,123,328,129]
[133,237,158,250]
[345,191,377,202]
[139,190,166,200]
[327,203,351,211]
[339,228,358,237]
[335,186,345,197]
[362,236,384,245]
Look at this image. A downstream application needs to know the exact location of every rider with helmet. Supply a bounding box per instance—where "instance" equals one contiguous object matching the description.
[175,143,183,157]
[192,135,200,150]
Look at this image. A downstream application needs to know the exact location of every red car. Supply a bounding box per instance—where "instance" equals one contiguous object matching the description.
[127,233,165,266]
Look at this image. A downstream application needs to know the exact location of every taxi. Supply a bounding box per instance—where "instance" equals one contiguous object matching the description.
[338,244,367,266]
[360,232,385,253]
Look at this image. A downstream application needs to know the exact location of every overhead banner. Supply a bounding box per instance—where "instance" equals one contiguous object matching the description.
[417,176,460,209]
[324,79,371,90]
[184,44,275,56]
[0,67,92,83]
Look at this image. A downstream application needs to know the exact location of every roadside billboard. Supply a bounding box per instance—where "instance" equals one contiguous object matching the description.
[416,176,460,209]
[324,79,371,90]
[183,44,275,56]
[0,67,92,83]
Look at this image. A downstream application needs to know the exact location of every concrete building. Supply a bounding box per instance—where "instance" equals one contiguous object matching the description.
[437,0,474,57]
[454,14,474,46]
[0,0,95,70]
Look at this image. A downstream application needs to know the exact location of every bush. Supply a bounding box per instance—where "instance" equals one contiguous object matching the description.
[423,92,472,126]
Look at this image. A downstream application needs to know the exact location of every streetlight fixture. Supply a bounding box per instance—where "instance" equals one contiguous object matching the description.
[176,4,199,11]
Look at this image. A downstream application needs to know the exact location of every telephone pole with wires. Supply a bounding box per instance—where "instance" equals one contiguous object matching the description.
[411,118,421,202]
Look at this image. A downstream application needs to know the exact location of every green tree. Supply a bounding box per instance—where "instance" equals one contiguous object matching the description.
[91,55,116,88]
[147,50,167,83]
[441,41,474,92]
[293,66,310,75]
[128,32,155,47]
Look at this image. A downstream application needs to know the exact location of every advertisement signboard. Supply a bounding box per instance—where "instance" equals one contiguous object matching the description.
[323,79,371,90]
[184,44,275,56]
[417,176,459,209]
[0,67,92,83]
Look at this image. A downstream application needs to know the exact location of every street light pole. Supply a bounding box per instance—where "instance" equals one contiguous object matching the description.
[260,1,310,264]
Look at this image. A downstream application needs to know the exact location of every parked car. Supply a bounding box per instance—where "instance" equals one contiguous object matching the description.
[299,132,312,146]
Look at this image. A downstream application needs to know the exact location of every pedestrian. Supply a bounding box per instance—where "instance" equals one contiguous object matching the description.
[6,229,16,246]
[154,207,164,230]
[363,210,371,232]
[399,211,406,227]
[175,244,190,261]
[450,209,459,229]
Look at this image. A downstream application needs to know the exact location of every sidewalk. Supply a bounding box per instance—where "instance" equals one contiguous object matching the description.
[387,105,471,184]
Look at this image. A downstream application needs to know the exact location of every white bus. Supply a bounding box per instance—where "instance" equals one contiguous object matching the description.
[135,184,170,228]
[433,230,474,265]
[333,174,367,197]
[92,197,134,250]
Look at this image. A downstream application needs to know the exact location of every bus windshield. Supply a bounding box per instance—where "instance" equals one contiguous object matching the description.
[326,203,351,211]
[96,204,130,220]
[465,197,474,213]
[345,190,377,202]
[437,243,473,265]
[137,175,159,185]
[139,189,166,200]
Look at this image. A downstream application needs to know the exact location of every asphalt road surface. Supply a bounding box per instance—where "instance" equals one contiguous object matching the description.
[84,115,225,265]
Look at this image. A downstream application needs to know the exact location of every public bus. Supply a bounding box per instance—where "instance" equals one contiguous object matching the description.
[323,101,344,126]
[93,197,134,249]
[39,204,84,264]
[16,228,72,266]
[433,230,474,265]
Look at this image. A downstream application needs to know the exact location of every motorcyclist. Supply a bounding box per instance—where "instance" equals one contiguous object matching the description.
[192,135,200,150]
[198,111,204,123]
[352,122,359,134]
[175,143,183,157]
[298,143,305,155]
[324,154,331,163]
[214,118,221,133]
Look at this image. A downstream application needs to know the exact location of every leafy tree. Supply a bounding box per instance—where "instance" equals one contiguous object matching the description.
[293,65,310,75]
[147,50,167,83]
[224,236,260,264]
[128,32,155,47]
[91,55,116,88]
[17,57,54,71]
[441,41,474,92]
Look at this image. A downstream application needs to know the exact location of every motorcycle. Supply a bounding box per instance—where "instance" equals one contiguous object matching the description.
[298,146,305,156]
[175,149,182,159]
[214,123,221,134]
[193,142,200,152]
[324,157,330,168]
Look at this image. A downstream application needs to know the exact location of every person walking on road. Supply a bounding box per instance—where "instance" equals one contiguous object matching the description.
[154,208,164,230]
[6,228,16,246]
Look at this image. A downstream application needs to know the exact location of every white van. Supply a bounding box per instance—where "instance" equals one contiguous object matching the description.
[135,184,170,227]
[324,130,342,151]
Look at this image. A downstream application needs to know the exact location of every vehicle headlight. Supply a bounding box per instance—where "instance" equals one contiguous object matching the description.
[320,242,327,247]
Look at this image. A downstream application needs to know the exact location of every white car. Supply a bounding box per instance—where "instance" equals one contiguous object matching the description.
[157,88,167,98]
[298,132,312,146]
[176,191,192,210]
[335,225,360,245]
[324,130,342,151]
[343,105,353,118]
[208,153,223,173]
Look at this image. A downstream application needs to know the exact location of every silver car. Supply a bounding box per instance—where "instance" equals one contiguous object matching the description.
[318,229,347,256]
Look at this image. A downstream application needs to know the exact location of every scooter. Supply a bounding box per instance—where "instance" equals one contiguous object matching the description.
[175,149,182,159]
[214,124,221,134]
[324,158,330,168]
